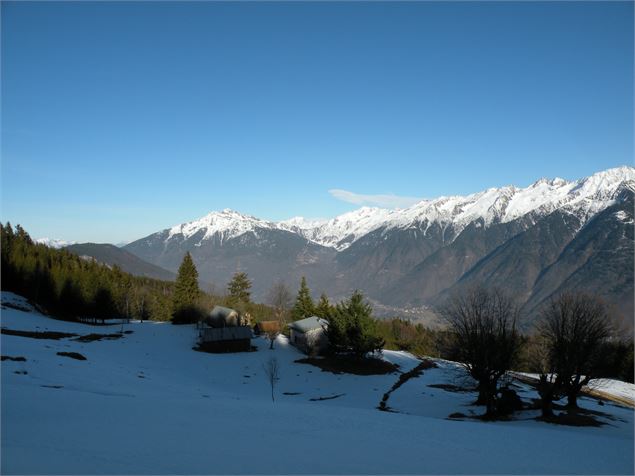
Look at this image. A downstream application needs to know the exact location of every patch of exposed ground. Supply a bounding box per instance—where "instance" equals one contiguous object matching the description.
[1,302,33,312]
[1,328,78,339]
[73,333,124,343]
[537,409,606,427]
[379,359,437,412]
[310,393,345,401]
[295,356,398,375]
[57,352,87,361]
[1,327,126,343]
[427,383,474,393]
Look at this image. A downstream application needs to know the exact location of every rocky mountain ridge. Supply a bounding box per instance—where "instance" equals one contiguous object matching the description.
[123,166,634,328]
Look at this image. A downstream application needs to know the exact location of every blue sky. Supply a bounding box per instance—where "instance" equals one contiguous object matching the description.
[2,1,633,243]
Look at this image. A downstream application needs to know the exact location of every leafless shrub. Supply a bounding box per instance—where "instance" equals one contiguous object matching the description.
[263,357,280,402]
[267,280,292,322]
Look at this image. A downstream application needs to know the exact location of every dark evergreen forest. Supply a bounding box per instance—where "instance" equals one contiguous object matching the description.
[1,223,175,322]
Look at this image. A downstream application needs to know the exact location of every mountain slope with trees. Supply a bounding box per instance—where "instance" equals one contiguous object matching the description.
[64,243,176,281]
[122,168,635,328]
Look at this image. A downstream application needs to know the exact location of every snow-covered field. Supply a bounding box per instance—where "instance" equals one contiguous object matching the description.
[1,292,633,474]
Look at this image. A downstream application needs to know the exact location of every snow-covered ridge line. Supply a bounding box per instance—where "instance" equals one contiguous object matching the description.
[34,238,77,249]
[164,166,635,250]
[167,209,278,244]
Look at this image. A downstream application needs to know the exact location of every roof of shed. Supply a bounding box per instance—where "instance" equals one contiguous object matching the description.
[288,316,328,333]
[209,306,238,318]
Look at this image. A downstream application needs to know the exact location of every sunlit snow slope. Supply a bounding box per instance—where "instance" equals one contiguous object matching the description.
[2,292,633,474]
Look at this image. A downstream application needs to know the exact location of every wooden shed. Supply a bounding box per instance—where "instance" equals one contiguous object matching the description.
[288,316,329,355]
[204,306,247,328]
[254,320,281,336]
[197,306,252,352]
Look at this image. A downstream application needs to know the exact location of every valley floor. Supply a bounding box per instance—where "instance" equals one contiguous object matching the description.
[1,292,633,474]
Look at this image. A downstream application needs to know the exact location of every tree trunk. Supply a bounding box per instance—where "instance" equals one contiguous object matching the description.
[475,383,489,405]
[475,381,498,416]
[541,397,554,418]
[538,375,557,418]
[566,391,578,409]
[485,394,497,417]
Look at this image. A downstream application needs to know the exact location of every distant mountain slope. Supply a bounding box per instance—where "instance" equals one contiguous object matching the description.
[123,166,635,325]
[523,193,635,330]
[124,225,336,299]
[65,243,176,281]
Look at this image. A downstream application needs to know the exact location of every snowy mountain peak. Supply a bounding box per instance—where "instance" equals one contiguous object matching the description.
[531,177,570,188]
[160,166,634,250]
[167,209,275,243]
[281,206,396,250]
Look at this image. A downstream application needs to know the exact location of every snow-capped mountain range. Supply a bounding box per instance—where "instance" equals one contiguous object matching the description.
[165,166,635,251]
[120,165,634,327]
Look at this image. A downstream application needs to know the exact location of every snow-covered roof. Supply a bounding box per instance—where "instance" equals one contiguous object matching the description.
[209,306,238,319]
[288,316,328,333]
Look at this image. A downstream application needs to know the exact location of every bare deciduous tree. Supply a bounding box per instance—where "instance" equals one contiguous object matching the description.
[524,333,562,418]
[263,357,280,402]
[265,327,280,350]
[265,281,292,349]
[439,286,521,417]
[538,292,612,409]
[267,281,292,322]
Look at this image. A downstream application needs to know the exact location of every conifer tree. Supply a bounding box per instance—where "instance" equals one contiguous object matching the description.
[227,271,252,306]
[291,276,314,321]
[315,292,334,319]
[171,252,201,323]
[326,290,384,358]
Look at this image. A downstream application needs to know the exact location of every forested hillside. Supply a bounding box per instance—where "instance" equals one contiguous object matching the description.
[1,223,176,321]
[1,223,294,325]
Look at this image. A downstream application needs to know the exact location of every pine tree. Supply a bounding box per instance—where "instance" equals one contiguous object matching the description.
[315,292,334,319]
[172,252,201,323]
[291,276,314,321]
[227,271,252,306]
[326,290,384,358]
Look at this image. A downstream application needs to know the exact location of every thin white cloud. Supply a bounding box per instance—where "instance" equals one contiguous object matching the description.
[328,189,424,209]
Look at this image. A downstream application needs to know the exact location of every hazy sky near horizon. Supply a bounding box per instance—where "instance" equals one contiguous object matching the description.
[2,1,633,243]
